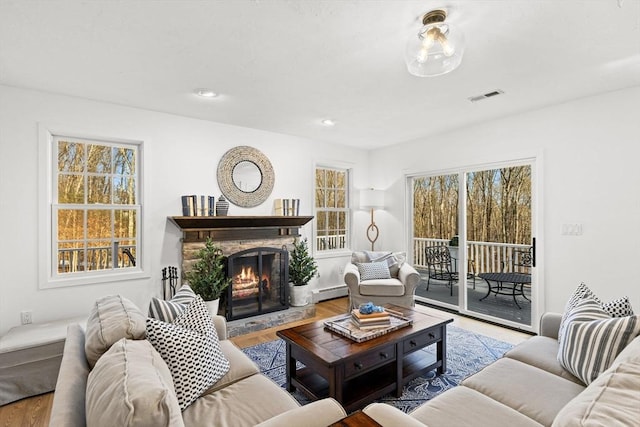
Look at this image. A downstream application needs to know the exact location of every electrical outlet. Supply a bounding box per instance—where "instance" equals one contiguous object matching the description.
[21,311,32,325]
[562,223,583,236]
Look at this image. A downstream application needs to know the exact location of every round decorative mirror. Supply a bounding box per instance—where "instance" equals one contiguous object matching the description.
[217,146,274,208]
[232,161,262,193]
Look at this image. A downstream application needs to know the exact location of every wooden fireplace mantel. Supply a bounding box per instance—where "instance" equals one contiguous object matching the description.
[168,216,314,242]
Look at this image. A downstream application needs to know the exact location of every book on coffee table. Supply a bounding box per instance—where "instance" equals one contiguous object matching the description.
[351,309,391,329]
[324,311,412,342]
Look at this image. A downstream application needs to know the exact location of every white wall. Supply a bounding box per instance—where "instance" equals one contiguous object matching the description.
[2,85,638,335]
[369,87,640,315]
[0,85,367,335]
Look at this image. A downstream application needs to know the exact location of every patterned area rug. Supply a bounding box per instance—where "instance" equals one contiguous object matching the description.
[241,325,513,413]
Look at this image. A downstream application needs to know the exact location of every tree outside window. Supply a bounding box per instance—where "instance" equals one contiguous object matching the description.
[54,137,140,276]
[315,167,349,252]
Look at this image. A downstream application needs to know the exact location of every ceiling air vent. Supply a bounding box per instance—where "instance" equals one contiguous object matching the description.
[468,89,504,103]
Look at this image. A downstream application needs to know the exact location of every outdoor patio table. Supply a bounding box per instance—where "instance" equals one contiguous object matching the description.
[477,272,531,309]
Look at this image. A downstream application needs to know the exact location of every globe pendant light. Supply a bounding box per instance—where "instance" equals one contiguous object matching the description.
[405,9,464,77]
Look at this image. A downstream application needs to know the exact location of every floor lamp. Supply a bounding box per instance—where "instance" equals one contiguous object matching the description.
[360,189,385,251]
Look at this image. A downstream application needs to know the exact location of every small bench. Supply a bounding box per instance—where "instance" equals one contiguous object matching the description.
[0,316,86,406]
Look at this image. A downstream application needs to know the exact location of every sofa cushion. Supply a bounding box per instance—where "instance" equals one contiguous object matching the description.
[551,349,640,427]
[86,338,184,427]
[84,295,147,368]
[357,261,391,280]
[407,386,544,427]
[182,374,300,427]
[558,283,634,343]
[148,284,197,322]
[558,298,640,385]
[504,335,582,384]
[255,398,347,427]
[146,296,230,410]
[359,279,405,296]
[462,357,585,426]
[202,340,260,394]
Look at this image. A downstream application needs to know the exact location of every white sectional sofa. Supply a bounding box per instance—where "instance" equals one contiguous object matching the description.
[363,312,640,426]
[48,295,346,427]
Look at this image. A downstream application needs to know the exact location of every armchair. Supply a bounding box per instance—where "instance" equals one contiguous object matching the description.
[343,251,420,310]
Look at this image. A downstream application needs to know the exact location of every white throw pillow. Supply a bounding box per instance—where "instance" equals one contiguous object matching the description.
[557,297,640,385]
[146,296,230,410]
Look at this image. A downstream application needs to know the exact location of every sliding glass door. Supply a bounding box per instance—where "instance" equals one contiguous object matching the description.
[412,174,460,307]
[411,161,537,330]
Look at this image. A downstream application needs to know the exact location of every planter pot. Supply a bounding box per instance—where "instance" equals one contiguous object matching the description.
[289,283,310,307]
[205,298,220,316]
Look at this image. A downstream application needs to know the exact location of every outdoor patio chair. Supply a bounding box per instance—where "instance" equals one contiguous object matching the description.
[424,246,458,296]
[503,246,533,274]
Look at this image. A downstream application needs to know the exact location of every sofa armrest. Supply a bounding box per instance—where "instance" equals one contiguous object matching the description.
[212,314,227,341]
[363,403,426,426]
[255,398,347,427]
[398,263,421,295]
[343,262,360,290]
[539,312,562,339]
[49,323,89,427]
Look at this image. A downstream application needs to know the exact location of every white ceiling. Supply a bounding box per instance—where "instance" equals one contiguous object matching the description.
[1,1,639,149]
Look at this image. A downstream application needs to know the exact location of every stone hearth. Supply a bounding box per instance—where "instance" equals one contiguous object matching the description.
[227,303,316,338]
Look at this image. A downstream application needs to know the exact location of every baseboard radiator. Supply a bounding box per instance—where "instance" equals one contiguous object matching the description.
[312,285,348,303]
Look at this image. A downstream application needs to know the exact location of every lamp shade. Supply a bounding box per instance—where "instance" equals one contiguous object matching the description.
[360,189,385,209]
[405,9,464,77]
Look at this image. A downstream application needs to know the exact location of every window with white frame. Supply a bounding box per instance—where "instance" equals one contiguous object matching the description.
[52,135,141,279]
[315,166,350,252]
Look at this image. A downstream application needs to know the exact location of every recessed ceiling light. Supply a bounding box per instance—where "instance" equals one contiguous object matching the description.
[194,88,218,98]
[321,119,336,127]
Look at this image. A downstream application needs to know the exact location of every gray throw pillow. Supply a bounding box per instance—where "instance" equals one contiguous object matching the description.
[357,261,391,281]
[85,295,147,368]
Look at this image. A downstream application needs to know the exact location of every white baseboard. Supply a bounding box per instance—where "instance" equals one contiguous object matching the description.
[312,285,348,303]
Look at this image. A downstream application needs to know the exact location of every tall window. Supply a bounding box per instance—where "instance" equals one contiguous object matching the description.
[315,167,349,252]
[53,136,140,278]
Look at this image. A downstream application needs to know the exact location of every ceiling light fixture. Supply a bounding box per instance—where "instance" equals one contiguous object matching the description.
[321,119,336,127]
[194,88,218,98]
[405,9,464,77]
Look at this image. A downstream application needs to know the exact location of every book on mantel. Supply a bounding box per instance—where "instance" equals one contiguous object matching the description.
[351,309,391,330]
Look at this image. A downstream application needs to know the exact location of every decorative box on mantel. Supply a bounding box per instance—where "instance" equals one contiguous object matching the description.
[168,216,314,242]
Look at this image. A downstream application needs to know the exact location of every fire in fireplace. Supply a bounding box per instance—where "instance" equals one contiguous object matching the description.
[225,247,289,321]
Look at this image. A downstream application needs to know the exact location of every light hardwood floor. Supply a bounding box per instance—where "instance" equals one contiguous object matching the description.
[0,297,530,427]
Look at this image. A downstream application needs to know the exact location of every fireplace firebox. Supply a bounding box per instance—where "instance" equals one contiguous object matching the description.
[225,247,289,321]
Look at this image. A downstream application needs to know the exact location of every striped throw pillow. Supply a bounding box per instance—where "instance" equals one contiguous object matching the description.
[148,284,197,322]
[557,297,640,385]
[558,283,634,342]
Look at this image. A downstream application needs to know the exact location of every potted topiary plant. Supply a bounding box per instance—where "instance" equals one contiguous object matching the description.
[185,237,231,315]
[288,238,318,306]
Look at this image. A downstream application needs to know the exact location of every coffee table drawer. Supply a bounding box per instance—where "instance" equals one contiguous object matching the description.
[403,328,442,353]
[344,344,396,379]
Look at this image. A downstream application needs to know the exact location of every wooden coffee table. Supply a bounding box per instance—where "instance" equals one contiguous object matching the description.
[276,304,453,412]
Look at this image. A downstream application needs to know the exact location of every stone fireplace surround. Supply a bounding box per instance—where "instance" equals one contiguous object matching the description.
[170,216,317,336]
